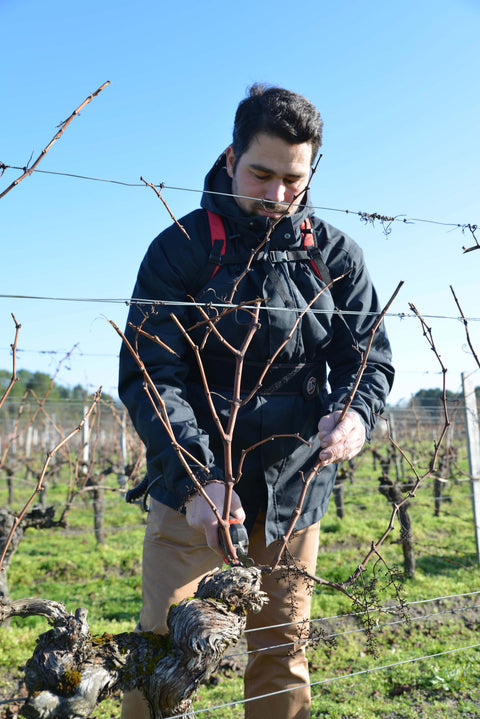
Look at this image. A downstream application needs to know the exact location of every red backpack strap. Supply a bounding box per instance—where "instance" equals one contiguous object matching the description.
[301,216,315,248]
[301,216,332,285]
[206,210,227,278]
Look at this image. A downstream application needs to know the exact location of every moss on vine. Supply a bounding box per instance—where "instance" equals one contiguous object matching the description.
[57,669,82,697]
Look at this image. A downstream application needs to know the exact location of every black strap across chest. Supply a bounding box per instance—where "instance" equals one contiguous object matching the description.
[205,211,332,286]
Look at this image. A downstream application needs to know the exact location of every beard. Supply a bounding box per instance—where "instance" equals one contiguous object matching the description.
[251,199,289,215]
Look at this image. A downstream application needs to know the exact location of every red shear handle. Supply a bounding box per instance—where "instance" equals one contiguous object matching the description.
[218,518,250,564]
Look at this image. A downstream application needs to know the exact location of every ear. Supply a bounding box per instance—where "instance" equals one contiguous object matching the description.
[225,145,235,178]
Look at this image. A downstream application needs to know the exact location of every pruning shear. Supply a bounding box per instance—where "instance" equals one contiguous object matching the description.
[218,518,254,567]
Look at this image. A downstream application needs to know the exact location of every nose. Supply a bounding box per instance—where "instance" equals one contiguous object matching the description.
[264,180,286,205]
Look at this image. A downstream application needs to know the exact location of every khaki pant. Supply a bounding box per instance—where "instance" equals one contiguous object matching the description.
[121,500,320,719]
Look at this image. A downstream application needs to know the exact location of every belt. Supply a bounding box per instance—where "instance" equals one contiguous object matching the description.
[189,355,325,399]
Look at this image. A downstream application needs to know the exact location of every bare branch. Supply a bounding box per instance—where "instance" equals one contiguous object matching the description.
[0,391,102,572]
[325,304,451,591]
[236,433,310,483]
[0,345,79,470]
[109,318,227,530]
[141,177,191,240]
[270,281,404,571]
[462,224,480,253]
[242,271,352,407]
[339,281,404,421]
[450,284,480,370]
[128,321,181,358]
[264,153,323,230]
[0,81,110,199]
[0,314,21,409]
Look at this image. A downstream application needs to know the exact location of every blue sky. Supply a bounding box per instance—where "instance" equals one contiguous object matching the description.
[1,0,479,405]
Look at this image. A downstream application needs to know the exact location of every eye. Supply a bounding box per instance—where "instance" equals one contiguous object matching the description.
[284,177,303,187]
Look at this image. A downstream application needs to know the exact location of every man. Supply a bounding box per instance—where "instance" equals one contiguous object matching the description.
[119,84,394,719]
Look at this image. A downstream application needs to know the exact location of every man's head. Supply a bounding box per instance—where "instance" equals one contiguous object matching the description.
[231,84,323,168]
[225,84,323,218]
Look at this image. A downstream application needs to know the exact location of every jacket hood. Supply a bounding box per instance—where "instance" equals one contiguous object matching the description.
[200,151,314,238]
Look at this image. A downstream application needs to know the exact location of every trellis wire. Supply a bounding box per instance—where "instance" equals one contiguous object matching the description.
[1,293,480,323]
[1,163,478,236]
[162,643,480,718]
[227,600,480,660]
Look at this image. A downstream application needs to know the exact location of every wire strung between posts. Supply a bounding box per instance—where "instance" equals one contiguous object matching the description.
[3,472,477,520]
[223,588,480,656]
[243,589,480,635]
[0,345,450,383]
[256,590,480,634]
[227,601,480,660]
[3,474,477,529]
[4,640,479,716]
[162,643,480,718]
[0,346,116,359]
[1,163,478,235]
[1,467,478,657]
[0,293,479,323]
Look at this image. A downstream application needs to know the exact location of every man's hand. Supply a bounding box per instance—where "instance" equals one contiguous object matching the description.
[185,481,246,557]
[317,410,366,467]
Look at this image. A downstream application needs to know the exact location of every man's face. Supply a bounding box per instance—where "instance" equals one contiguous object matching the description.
[225,132,313,219]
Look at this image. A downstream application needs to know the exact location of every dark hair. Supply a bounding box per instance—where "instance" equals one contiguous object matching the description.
[232,83,323,167]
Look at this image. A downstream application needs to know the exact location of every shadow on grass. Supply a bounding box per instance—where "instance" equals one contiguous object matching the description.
[415,552,478,576]
[101,610,139,622]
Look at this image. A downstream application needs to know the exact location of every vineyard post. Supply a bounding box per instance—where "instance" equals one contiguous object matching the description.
[82,404,90,473]
[25,424,33,458]
[461,370,480,566]
[10,419,17,457]
[119,408,129,487]
[387,411,402,481]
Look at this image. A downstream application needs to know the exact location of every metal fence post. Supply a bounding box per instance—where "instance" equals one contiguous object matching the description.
[461,371,480,567]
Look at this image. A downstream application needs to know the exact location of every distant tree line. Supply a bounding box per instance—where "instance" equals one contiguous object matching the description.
[3,371,478,418]
[393,387,480,414]
[0,369,114,404]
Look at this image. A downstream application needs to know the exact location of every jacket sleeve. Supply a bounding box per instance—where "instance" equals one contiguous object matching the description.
[322,236,394,439]
[118,220,224,508]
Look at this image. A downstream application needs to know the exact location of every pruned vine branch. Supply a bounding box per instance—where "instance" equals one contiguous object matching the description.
[461,224,480,253]
[339,280,404,422]
[141,177,191,240]
[0,390,102,573]
[269,280,404,572]
[325,303,451,593]
[0,81,110,200]
[0,314,20,409]
[450,284,480,370]
[113,264,349,562]
[1,345,79,472]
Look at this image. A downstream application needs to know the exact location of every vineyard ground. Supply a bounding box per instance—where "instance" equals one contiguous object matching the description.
[1,439,480,718]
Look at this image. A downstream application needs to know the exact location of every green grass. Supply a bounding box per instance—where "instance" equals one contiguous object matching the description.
[305,451,480,719]
[1,443,480,718]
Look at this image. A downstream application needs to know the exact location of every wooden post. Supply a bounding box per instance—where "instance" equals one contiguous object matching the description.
[461,371,480,567]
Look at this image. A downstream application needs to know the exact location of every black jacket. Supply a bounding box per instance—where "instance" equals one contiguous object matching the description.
[119,153,394,544]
